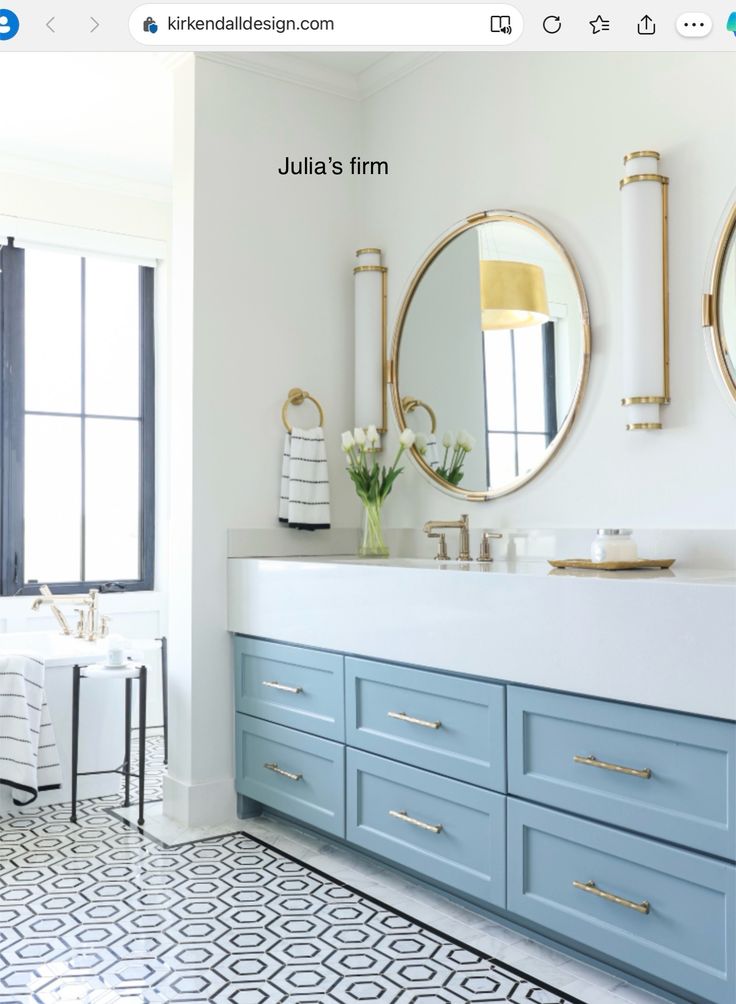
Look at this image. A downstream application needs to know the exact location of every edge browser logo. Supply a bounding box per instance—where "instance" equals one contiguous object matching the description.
[728,12,736,35]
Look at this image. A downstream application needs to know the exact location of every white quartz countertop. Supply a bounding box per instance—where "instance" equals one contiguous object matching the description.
[228,556,736,721]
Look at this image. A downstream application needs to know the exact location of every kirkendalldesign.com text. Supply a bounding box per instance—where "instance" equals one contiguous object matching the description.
[166,16,335,33]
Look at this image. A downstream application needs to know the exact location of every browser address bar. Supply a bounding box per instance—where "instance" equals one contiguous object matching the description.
[129,4,524,46]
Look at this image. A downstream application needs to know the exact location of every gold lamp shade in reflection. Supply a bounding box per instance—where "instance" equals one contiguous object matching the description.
[479,260,550,329]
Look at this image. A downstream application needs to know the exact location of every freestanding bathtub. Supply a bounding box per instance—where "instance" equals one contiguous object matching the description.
[0,632,162,812]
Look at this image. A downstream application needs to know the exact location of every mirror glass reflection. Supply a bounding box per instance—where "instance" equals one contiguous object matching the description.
[397,216,589,497]
[717,227,736,387]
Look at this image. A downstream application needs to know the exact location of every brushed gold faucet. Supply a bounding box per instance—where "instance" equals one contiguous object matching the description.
[423,514,471,561]
[31,585,110,641]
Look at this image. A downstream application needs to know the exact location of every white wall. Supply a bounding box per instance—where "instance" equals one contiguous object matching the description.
[361,52,736,530]
[0,167,171,634]
[165,55,361,824]
[168,51,736,825]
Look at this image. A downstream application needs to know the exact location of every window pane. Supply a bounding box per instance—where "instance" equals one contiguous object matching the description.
[514,326,546,432]
[488,433,517,488]
[484,330,514,430]
[85,258,140,417]
[25,250,81,413]
[517,433,548,476]
[85,419,140,581]
[24,415,81,583]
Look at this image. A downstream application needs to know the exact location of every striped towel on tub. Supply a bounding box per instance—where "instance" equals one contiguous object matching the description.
[279,426,331,530]
[0,654,61,806]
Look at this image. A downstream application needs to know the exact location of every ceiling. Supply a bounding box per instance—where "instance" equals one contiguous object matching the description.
[0,52,420,193]
[0,53,174,188]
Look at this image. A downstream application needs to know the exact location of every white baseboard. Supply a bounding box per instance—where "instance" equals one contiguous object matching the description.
[162,772,235,828]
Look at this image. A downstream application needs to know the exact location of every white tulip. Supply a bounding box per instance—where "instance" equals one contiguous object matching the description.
[366,425,380,445]
[399,428,416,449]
[442,432,454,449]
[456,429,474,451]
[458,430,475,452]
[415,433,428,455]
[341,431,355,451]
[354,427,367,447]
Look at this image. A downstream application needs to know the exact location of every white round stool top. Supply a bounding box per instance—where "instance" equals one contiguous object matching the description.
[79,662,146,680]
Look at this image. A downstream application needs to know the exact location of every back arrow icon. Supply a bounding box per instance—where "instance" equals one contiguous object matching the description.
[90,16,100,32]
[46,16,55,32]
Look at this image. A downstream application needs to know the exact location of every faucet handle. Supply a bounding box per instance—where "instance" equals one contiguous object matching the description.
[477,530,503,563]
[427,531,449,561]
[73,608,86,638]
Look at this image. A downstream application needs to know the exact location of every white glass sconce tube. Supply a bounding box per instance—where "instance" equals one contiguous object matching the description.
[354,249,388,445]
[620,151,670,430]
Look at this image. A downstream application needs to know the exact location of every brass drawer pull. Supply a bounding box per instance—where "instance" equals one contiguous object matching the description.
[263,762,302,782]
[262,680,303,694]
[573,880,650,915]
[388,711,441,730]
[574,754,651,779]
[389,809,443,834]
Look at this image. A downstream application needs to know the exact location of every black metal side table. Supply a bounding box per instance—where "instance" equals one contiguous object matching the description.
[70,662,147,825]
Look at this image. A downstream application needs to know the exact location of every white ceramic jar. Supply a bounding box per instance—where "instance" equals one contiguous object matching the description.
[591,529,638,563]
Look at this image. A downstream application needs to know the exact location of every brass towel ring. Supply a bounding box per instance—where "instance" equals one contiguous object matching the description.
[281,387,325,433]
[401,396,437,434]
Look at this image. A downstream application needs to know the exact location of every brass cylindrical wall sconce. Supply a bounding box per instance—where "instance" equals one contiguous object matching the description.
[619,151,670,430]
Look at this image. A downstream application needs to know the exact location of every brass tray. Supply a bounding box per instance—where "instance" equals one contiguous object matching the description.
[549,558,676,572]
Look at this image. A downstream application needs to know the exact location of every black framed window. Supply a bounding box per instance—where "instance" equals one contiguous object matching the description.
[483,321,558,489]
[0,239,155,595]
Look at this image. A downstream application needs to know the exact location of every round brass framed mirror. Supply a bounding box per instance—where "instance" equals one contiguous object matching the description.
[704,198,736,406]
[390,210,591,500]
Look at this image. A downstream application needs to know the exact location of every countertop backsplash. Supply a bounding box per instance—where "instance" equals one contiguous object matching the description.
[228,527,736,571]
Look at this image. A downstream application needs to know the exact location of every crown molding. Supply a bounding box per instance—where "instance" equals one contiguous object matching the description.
[0,154,171,204]
[358,53,439,98]
[196,51,439,101]
[198,52,361,100]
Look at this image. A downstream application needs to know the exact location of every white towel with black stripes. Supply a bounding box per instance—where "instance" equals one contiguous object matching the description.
[0,654,62,806]
[279,426,331,530]
[425,433,441,470]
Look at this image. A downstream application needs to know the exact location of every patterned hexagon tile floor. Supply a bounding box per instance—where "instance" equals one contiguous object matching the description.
[0,736,584,1004]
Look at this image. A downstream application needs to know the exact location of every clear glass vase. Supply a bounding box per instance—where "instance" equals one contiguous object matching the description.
[359,499,389,558]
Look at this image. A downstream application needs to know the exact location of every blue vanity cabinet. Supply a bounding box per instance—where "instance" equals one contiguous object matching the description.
[235,713,345,837]
[234,636,344,741]
[345,657,506,791]
[347,748,506,907]
[507,800,736,1004]
[507,687,736,859]
[233,634,736,1004]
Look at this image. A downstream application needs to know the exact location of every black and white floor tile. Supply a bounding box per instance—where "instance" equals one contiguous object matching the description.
[0,737,644,1004]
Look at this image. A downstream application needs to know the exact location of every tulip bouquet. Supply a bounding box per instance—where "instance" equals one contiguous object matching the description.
[341,425,416,557]
[436,430,475,486]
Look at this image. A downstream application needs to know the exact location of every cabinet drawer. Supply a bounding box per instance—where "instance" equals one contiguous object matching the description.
[508,800,735,1004]
[508,687,736,858]
[346,658,505,791]
[234,636,344,741]
[235,714,344,837]
[346,748,506,907]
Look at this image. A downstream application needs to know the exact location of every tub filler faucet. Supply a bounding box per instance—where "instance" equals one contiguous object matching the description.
[31,585,110,642]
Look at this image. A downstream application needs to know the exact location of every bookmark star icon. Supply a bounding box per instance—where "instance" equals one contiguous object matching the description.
[589,14,610,34]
